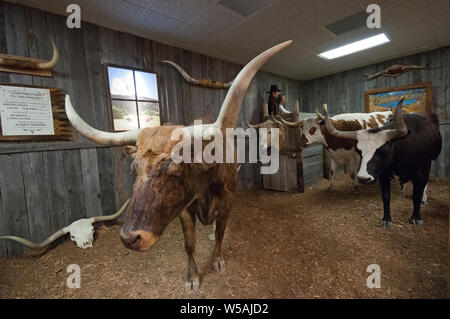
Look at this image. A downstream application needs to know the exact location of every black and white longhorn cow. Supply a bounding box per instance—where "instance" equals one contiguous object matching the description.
[323,99,442,226]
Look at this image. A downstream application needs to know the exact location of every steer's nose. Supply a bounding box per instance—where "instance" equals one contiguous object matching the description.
[357,176,375,185]
[120,229,141,250]
[120,228,160,251]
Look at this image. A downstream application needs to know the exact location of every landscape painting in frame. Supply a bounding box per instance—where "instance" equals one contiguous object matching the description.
[365,82,432,114]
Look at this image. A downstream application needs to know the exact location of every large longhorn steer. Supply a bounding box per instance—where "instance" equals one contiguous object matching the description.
[65,41,292,290]
[322,99,442,226]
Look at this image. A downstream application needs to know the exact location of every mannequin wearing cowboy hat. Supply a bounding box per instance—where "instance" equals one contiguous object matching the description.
[266,84,282,115]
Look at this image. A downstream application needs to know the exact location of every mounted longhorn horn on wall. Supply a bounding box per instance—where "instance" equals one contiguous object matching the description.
[0,199,130,251]
[364,62,431,80]
[162,60,234,89]
[0,39,59,76]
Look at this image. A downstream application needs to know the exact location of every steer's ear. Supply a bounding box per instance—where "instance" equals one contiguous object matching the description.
[123,146,138,158]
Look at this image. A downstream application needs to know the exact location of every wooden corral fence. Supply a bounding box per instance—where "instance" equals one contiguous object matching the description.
[263,112,324,192]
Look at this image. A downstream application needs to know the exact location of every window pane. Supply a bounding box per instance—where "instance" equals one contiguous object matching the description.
[135,71,159,101]
[138,102,160,128]
[111,100,138,131]
[108,67,136,99]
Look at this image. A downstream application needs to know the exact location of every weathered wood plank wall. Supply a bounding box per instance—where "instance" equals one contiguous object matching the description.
[299,46,450,179]
[0,2,301,257]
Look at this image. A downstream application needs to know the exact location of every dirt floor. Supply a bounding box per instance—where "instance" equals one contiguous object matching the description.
[0,175,448,299]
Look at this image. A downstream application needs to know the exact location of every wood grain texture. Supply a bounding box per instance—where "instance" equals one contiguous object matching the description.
[0,154,30,257]
[20,152,51,243]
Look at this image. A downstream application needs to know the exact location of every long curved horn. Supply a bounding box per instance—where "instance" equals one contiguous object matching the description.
[36,39,59,70]
[315,107,324,121]
[385,97,408,140]
[279,116,303,127]
[245,120,262,128]
[0,228,68,250]
[65,95,140,145]
[214,40,292,131]
[270,114,283,125]
[92,198,130,223]
[323,104,358,140]
[162,60,233,89]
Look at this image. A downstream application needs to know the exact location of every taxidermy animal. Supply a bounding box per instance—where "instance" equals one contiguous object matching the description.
[364,62,431,80]
[0,199,130,250]
[0,39,59,70]
[66,41,292,291]
[162,60,233,89]
[322,99,442,226]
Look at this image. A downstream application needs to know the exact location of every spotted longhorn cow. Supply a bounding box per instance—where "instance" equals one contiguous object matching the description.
[64,41,292,291]
[298,109,392,192]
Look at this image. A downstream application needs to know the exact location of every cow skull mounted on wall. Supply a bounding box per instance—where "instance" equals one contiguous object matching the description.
[0,199,130,250]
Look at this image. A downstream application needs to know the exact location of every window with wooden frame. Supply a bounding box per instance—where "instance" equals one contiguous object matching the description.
[105,65,161,131]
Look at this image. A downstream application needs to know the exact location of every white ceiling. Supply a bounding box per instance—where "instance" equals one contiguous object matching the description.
[7,0,450,80]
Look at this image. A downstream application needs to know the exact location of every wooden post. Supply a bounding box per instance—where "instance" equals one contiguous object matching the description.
[263,103,268,117]
[294,100,300,115]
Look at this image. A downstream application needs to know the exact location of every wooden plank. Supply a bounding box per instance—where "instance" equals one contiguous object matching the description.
[0,141,108,155]
[43,151,70,232]
[62,149,86,222]
[96,147,117,215]
[112,147,134,208]
[0,0,10,85]
[296,153,305,193]
[80,148,103,218]
[20,152,52,243]
[303,143,324,187]
[3,2,33,85]
[441,124,448,178]
[286,155,299,192]
[83,23,109,131]
[0,153,30,256]
[0,183,6,257]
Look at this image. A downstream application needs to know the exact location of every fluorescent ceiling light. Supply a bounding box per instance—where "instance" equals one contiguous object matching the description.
[318,33,390,60]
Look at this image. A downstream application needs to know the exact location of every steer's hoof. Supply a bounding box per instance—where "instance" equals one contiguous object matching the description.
[421,200,428,207]
[409,218,424,226]
[380,220,393,227]
[326,186,334,193]
[185,276,200,292]
[213,259,225,272]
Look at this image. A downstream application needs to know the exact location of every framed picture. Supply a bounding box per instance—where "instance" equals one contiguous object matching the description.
[365,82,432,114]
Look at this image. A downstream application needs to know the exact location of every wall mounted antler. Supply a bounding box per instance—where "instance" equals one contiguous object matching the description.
[162,60,234,89]
[0,199,130,251]
[364,62,431,80]
[0,39,59,77]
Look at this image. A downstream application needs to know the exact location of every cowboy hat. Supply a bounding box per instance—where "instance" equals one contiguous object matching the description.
[266,84,283,93]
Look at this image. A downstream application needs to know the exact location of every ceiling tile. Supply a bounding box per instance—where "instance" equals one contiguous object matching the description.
[149,0,212,23]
